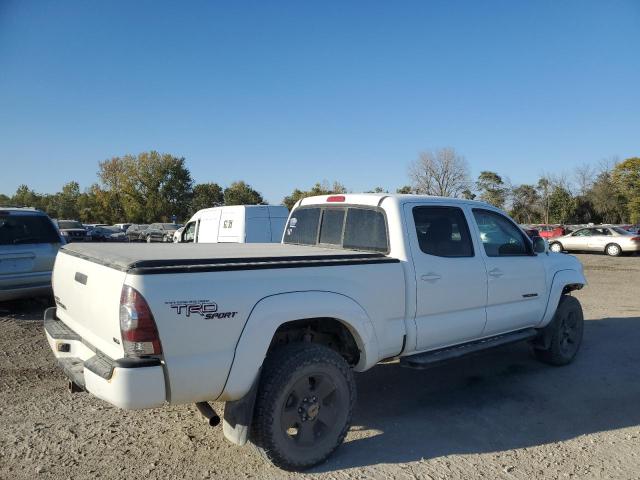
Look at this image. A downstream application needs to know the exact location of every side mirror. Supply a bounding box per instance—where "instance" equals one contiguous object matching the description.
[532,236,547,254]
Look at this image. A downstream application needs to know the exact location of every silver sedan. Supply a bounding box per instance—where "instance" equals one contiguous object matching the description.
[549,226,640,256]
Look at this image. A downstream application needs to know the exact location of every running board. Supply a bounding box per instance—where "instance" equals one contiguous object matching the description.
[400,328,538,369]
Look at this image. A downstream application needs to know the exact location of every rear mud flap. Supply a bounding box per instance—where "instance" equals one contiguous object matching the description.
[223,372,260,446]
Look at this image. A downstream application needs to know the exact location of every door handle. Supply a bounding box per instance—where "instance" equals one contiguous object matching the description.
[488,268,503,278]
[421,273,442,282]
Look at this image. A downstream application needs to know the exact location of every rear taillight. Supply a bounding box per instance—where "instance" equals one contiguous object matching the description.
[327,195,345,202]
[119,285,162,356]
[631,237,640,242]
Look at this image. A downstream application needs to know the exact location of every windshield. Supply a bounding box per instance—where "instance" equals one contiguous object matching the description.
[162,223,180,230]
[0,215,60,245]
[58,220,84,229]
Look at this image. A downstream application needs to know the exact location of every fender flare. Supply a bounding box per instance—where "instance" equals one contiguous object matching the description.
[218,290,379,402]
[537,269,586,328]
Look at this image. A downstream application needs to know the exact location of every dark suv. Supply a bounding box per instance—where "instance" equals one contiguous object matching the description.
[142,223,181,243]
[56,220,88,242]
[0,208,63,301]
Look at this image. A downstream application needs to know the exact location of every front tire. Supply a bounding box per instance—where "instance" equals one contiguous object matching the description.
[605,243,621,257]
[549,242,563,253]
[250,343,356,471]
[534,295,584,366]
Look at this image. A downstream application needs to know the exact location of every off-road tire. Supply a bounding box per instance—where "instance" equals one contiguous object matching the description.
[549,242,563,253]
[605,243,622,257]
[250,342,356,471]
[534,295,584,366]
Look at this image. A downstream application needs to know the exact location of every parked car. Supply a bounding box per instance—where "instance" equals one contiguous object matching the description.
[172,226,184,243]
[89,226,128,242]
[125,224,149,242]
[549,226,640,256]
[179,205,288,243]
[521,226,540,240]
[84,223,108,232]
[44,194,586,470]
[535,224,566,239]
[113,223,132,232]
[1,207,63,301]
[142,223,181,243]
[55,220,88,242]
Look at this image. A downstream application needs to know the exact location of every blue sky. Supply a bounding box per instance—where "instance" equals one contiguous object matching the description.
[1,0,638,203]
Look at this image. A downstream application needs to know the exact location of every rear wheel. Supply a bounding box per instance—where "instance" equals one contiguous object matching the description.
[534,295,584,366]
[251,343,356,471]
[549,242,563,253]
[605,243,621,257]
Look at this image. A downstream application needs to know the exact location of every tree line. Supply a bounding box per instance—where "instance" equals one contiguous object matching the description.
[1,149,638,224]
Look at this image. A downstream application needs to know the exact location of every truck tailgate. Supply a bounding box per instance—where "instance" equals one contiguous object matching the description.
[53,249,126,359]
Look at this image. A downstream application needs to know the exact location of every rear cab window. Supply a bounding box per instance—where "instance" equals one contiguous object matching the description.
[284,206,389,253]
[0,213,61,245]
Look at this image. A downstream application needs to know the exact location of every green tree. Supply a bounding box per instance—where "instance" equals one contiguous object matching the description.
[510,184,540,224]
[12,185,41,209]
[0,193,10,206]
[461,188,476,200]
[476,171,506,208]
[396,185,413,194]
[590,170,626,223]
[98,151,194,222]
[537,177,552,224]
[282,181,347,210]
[191,183,224,212]
[55,181,81,219]
[612,157,640,223]
[223,181,264,206]
[548,185,575,224]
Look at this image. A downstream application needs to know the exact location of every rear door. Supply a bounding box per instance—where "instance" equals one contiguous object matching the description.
[471,208,547,335]
[587,227,612,251]
[405,204,488,350]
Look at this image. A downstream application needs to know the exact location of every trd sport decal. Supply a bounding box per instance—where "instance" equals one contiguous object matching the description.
[165,300,238,320]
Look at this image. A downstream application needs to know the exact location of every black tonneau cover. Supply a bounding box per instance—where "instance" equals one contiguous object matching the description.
[61,243,399,274]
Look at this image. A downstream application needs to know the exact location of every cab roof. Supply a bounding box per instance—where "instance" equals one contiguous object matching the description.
[297,193,492,209]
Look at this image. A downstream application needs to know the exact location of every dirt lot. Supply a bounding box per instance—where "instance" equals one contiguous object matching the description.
[1,253,639,480]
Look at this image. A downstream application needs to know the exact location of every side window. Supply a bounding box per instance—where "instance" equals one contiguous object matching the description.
[472,209,530,257]
[319,209,345,245]
[183,222,197,242]
[283,208,321,245]
[573,229,591,237]
[412,206,474,257]
[343,208,388,252]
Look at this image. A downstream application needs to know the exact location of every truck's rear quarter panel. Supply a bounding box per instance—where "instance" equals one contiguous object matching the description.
[131,261,406,404]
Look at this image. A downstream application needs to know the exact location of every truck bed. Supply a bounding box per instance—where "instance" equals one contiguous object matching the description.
[60,243,397,274]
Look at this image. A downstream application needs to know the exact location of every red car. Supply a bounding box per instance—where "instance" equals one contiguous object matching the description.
[536,224,566,239]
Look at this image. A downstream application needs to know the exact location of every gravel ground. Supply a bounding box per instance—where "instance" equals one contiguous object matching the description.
[1,253,639,480]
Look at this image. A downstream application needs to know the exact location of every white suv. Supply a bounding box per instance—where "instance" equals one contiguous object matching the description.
[0,207,63,301]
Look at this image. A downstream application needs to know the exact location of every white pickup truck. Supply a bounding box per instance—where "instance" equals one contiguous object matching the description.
[45,194,586,470]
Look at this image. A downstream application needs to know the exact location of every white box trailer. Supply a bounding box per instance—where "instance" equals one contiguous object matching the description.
[180,205,288,244]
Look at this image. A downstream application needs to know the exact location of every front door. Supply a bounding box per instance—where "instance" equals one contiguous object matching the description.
[471,208,547,335]
[405,204,488,351]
